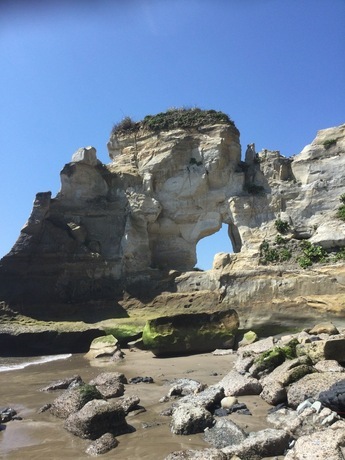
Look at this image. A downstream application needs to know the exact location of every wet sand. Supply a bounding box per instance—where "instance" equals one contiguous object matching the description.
[0,349,276,459]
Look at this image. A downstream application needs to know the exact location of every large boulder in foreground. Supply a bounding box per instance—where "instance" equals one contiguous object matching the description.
[64,399,131,440]
[142,309,239,356]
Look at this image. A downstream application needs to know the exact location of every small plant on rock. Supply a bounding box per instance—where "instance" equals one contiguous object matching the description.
[322,138,337,149]
[297,241,327,269]
[336,194,345,221]
[274,219,290,234]
[260,239,292,265]
[112,116,139,135]
[275,235,288,245]
[279,247,292,261]
[79,384,103,406]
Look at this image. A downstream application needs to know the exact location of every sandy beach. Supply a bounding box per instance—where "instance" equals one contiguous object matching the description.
[0,349,278,459]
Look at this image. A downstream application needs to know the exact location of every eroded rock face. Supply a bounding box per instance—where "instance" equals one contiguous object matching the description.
[1,118,345,330]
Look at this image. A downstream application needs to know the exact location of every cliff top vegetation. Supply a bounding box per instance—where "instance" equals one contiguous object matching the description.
[112,107,235,135]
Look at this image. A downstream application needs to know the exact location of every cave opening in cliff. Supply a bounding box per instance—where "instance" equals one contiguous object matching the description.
[195,223,238,271]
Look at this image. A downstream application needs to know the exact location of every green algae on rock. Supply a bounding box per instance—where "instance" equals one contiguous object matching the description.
[142,309,239,357]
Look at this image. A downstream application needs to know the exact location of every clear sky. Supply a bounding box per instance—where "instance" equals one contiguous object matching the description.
[1,0,344,269]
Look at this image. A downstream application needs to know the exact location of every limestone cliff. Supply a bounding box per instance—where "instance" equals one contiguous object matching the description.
[1,109,345,332]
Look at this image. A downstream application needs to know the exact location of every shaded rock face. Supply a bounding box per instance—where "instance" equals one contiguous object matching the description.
[1,118,345,329]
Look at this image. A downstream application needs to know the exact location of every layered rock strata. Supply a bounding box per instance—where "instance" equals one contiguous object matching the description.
[1,113,345,334]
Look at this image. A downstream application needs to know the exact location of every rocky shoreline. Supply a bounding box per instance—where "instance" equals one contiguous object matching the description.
[2,323,344,459]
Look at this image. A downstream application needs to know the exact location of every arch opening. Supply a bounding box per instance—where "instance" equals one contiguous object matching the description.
[195,223,240,270]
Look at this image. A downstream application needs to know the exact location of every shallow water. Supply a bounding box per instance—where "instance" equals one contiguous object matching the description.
[0,350,275,459]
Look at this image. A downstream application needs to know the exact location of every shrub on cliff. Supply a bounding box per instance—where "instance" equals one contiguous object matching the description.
[142,107,234,131]
[274,219,290,234]
[297,241,327,269]
[111,108,235,135]
[111,116,140,135]
[336,194,345,221]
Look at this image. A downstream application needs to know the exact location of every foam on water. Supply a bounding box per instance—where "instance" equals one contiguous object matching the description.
[0,354,72,372]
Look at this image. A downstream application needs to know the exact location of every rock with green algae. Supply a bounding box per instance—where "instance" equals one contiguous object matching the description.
[84,334,119,359]
[239,330,258,347]
[142,309,239,357]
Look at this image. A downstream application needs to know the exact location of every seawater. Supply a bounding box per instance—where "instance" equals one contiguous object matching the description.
[0,354,72,373]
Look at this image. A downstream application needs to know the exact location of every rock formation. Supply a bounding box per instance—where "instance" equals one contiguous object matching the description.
[1,109,345,339]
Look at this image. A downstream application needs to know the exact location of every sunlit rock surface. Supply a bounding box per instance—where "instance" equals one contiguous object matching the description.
[1,114,345,332]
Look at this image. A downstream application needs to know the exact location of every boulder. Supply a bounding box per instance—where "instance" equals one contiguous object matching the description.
[84,335,120,359]
[50,384,103,418]
[284,421,345,460]
[221,428,290,459]
[324,337,345,362]
[260,356,314,405]
[287,372,345,410]
[238,330,258,347]
[165,448,226,459]
[308,322,339,335]
[85,432,118,456]
[267,403,341,438]
[142,309,239,356]
[260,381,287,406]
[176,385,225,411]
[203,418,247,448]
[89,372,127,399]
[116,395,141,415]
[318,379,345,414]
[64,399,131,440]
[314,360,345,373]
[237,336,276,356]
[0,407,17,423]
[217,370,262,396]
[171,403,214,435]
[296,340,327,363]
[220,396,237,409]
[167,379,206,398]
[233,355,254,374]
[41,375,83,391]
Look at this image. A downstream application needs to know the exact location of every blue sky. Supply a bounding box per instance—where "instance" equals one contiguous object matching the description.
[1,0,344,269]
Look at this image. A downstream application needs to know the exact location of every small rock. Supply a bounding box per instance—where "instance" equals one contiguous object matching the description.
[217,370,262,396]
[308,322,339,335]
[314,360,345,373]
[171,404,214,435]
[214,408,229,417]
[204,418,247,448]
[129,376,154,384]
[38,403,52,413]
[220,396,237,409]
[212,349,235,356]
[0,408,17,423]
[117,395,141,415]
[168,379,205,397]
[311,400,322,413]
[89,372,126,399]
[40,375,83,391]
[85,432,118,456]
[296,399,313,414]
[238,330,258,347]
[84,335,119,360]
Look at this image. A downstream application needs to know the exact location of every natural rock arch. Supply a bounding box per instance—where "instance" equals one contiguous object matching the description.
[195,221,242,269]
